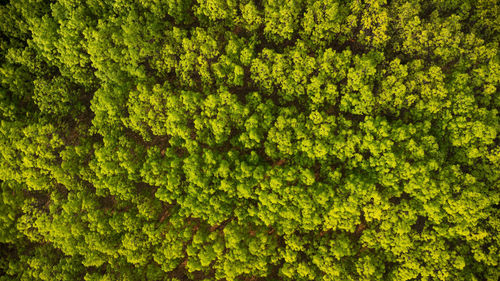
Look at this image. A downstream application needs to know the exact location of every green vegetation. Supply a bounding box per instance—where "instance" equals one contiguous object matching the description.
[0,0,499,280]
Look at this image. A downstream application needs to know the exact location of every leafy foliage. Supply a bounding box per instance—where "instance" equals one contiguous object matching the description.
[0,0,499,280]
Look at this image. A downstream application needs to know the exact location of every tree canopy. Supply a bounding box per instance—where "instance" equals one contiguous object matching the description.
[0,0,499,280]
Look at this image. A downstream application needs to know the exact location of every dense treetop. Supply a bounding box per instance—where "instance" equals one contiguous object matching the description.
[0,0,499,280]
